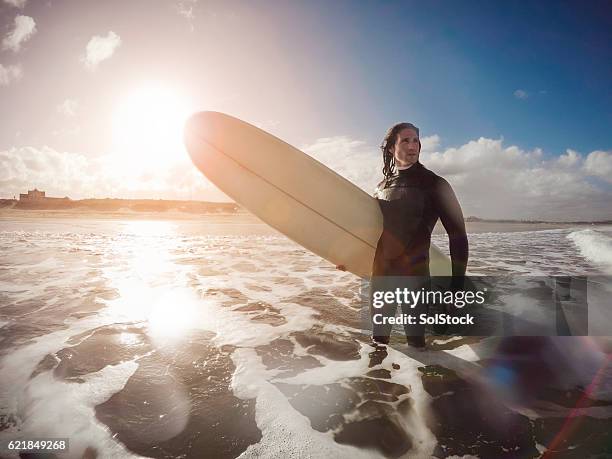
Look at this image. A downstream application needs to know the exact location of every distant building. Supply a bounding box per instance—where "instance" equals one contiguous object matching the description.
[18,189,70,202]
[19,189,45,201]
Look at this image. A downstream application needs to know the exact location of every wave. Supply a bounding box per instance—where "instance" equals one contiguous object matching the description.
[567,229,612,274]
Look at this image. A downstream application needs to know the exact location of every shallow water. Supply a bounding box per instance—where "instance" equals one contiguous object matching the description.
[0,218,611,458]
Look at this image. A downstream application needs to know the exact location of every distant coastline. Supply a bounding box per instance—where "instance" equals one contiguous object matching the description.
[0,198,240,214]
[0,188,612,227]
[464,216,612,225]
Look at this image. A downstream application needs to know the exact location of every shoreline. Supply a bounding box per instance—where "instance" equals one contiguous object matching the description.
[0,208,600,234]
[439,221,592,234]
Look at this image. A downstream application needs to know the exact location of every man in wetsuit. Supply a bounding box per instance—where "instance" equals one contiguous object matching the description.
[371,122,469,348]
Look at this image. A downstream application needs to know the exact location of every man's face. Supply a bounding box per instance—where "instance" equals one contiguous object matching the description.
[392,128,420,167]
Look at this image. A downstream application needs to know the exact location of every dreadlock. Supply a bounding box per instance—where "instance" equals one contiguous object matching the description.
[380,122,421,178]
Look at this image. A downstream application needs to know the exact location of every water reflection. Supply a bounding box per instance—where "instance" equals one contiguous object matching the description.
[104,220,201,343]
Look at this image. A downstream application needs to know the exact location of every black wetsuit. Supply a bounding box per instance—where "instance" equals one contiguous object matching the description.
[371,162,469,344]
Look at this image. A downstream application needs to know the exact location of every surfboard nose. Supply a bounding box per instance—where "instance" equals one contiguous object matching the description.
[185,111,214,161]
[185,111,213,137]
[184,111,233,161]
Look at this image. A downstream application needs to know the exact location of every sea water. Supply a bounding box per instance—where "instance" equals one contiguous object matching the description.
[0,217,611,458]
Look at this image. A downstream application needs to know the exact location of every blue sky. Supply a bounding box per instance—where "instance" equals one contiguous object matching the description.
[1,0,611,219]
[289,0,612,154]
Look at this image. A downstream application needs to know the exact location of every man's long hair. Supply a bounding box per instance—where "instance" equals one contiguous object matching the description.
[380,122,421,178]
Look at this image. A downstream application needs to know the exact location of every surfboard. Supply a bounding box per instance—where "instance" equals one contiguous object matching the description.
[184,111,452,278]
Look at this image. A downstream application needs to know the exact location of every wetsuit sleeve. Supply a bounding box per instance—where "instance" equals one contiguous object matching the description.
[434,178,469,282]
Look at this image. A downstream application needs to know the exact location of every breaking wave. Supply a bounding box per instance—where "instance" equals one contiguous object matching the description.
[567,228,612,274]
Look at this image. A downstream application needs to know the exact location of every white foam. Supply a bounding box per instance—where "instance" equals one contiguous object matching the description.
[275,343,374,386]
[270,343,437,458]
[0,361,142,459]
[432,336,463,345]
[0,292,144,457]
[183,290,319,349]
[442,344,482,363]
[231,347,385,459]
[568,229,612,274]
[0,315,109,418]
[434,227,601,276]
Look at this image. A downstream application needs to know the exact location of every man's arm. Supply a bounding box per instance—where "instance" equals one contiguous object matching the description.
[434,178,469,283]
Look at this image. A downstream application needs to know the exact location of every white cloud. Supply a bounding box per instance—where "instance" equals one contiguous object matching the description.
[302,136,381,193]
[421,139,612,221]
[420,134,441,152]
[557,149,580,167]
[0,63,22,85]
[0,146,93,198]
[2,0,27,9]
[513,89,528,100]
[0,146,225,201]
[82,31,121,71]
[56,99,79,117]
[584,150,612,183]
[2,15,36,52]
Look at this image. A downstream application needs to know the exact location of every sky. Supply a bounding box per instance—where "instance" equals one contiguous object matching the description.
[0,0,611,220]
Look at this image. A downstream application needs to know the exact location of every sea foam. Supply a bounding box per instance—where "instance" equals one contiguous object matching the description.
[568,229,612,274]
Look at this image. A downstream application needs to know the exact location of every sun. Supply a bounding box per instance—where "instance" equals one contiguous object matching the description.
[112,84,193,170]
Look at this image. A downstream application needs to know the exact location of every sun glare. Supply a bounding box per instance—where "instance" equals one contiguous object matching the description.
[112,84,193,170]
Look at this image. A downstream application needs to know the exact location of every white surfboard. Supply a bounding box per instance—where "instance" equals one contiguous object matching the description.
[184,111,452,278]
